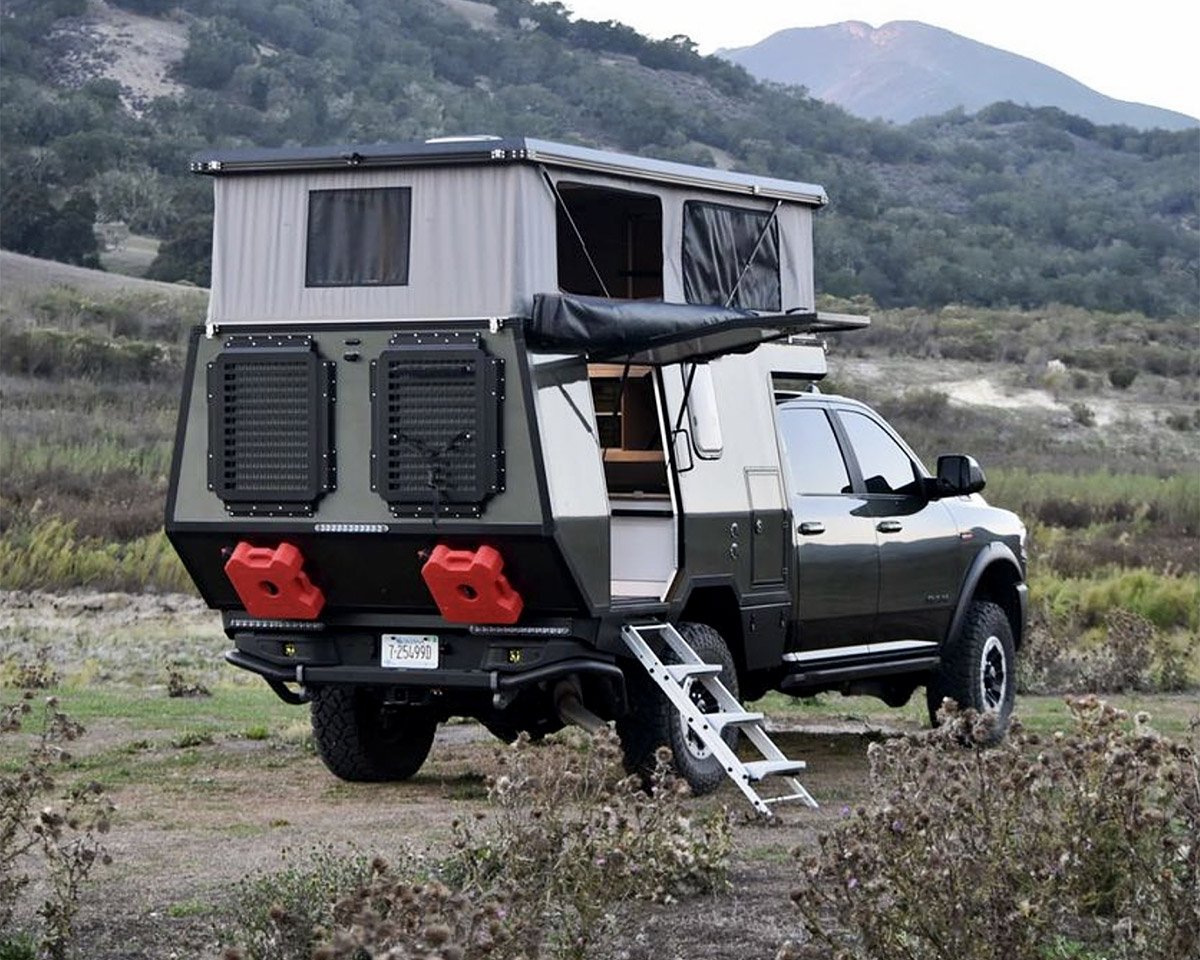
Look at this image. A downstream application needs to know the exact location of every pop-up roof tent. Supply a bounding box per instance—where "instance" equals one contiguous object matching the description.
[195,136,864,361]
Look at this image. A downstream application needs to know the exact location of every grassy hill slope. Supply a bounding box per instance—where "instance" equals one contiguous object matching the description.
[0,0,1196,316]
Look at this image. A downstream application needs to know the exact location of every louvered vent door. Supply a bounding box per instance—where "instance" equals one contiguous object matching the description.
[207,336,335,516]
[371,333,504,518]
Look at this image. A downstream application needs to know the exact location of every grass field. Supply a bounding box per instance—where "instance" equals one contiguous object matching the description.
[0,254,1196,958]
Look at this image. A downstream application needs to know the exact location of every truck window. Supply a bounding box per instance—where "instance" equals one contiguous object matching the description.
[777,407,850,495]
[838,410,919,495]
[556,184,663,299]
[305,187,411,287]
[682,200,781,311]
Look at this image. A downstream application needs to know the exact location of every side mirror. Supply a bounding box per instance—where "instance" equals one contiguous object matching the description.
[935,454,986,497]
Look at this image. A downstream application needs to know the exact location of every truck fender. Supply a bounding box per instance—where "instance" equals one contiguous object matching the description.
[943,542,1026,648]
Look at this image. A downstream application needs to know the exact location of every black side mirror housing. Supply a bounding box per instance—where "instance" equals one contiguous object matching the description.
[934,454,986,498]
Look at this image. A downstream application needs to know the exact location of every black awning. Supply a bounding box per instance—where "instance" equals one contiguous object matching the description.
[526,293,866,365]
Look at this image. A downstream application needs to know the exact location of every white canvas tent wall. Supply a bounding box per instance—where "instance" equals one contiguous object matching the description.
[198,138,826,328]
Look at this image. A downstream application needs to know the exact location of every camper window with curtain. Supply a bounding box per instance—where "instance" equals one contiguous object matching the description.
[305,187,412,287]
[682,200,781,311]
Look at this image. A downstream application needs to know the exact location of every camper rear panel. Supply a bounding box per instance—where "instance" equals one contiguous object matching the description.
[166,323,601,620]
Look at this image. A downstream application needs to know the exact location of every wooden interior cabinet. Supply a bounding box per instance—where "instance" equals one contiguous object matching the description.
[588,364,664,461]
[588,363,669,496]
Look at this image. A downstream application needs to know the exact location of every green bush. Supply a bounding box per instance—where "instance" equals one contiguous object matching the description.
[1108,365,1139,389]
[987,470,1200,535]
[1034,568,1200,632]
[0,327,177,381]
[785,698,1200,960]
[0,518,190,593]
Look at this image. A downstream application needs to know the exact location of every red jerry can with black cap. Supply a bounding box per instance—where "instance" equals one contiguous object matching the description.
[224,542,325,620]
[420,544,523,625]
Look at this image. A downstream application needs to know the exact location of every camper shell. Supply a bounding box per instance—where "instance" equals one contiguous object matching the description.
[167,137,1025,795]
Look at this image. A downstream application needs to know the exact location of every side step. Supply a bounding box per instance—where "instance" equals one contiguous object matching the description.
[621,622,818,816]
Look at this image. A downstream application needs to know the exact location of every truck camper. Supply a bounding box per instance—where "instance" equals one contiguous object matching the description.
[167,137,1026,813]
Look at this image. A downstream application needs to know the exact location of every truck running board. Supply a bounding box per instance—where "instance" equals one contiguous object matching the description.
[620,622,818,816]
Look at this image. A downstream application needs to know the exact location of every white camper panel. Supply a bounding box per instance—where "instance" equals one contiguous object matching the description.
[208,164,556,325]
[207,160,816,326]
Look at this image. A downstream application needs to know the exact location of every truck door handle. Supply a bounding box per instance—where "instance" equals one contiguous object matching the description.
[876,520,903,533]
[798,522,825,536]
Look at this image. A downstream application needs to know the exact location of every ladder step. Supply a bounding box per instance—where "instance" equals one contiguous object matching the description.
[664,662,723,682]
[762,790,819,808]
[742,759,808,781]
[694,710,764,733]
[620,621,817,814]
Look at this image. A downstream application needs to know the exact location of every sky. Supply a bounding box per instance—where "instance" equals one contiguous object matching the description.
[558,0,1200,121]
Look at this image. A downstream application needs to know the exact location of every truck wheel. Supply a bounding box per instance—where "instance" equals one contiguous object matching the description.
[926,600,1016,742]
[617,622,740,796]
[310,686,437,782]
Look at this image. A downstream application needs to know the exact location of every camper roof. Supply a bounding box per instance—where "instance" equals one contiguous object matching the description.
[190,136,828,207]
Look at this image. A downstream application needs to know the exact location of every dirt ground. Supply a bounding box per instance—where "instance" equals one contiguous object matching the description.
[60,724,880,960]
[0,590,890,959]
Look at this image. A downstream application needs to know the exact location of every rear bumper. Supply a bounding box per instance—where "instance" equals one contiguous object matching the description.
[226,648,622,693]
[225,627,628,716]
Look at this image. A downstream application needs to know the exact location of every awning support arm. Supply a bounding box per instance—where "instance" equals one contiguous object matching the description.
[723,199,782,308]
[671,362,699,435]
[538,165,611,299]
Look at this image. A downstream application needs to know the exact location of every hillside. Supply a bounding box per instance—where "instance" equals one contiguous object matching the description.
[721,21,1198,131]
[0,0,1197,317]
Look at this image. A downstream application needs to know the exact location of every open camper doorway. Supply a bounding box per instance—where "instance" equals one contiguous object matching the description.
[588,364,678,600]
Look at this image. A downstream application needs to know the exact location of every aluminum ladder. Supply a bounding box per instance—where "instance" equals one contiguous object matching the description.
[620,622,818,816]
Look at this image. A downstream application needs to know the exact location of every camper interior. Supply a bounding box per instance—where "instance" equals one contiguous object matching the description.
[555,183,663,300]
[587,363,677,600]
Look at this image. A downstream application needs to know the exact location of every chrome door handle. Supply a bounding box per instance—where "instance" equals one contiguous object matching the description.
[876,520,903,533]
[798,522,826,536]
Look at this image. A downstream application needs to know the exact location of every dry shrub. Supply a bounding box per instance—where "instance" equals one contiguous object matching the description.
[317,871,532,960]
[166,667,211,699]
[219,843,374,960]
[0,649,60,691]
[440,729,732,958]
[785,698,1199,960]
[1018,609,1190,694]
[224,730,732,960]
[0,694,114,960]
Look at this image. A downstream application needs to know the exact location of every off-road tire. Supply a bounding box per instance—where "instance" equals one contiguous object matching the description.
[616,622,740,796]
[926,599,1016,742]
[310,686,437,782]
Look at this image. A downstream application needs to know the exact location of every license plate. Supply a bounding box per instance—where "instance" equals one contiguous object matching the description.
[380,634,439,670]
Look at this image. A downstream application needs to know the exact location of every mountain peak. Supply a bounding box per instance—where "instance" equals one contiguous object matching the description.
[722,21,1197,129]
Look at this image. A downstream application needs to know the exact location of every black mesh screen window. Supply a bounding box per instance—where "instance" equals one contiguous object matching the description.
[682,200,781,311]
[207,336,334,513]
[371,334,504,517]
[306,187,411,287]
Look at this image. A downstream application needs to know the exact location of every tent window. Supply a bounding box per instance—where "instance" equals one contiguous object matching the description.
[556,184,662,300]
[682,200,780,310]
[306,187,411,287]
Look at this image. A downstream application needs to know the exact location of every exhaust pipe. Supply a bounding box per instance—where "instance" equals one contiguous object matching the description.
[553,678,607,734]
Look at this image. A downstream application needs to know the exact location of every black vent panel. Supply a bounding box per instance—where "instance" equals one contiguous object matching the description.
[207,335,334,514]
[372,332,503,517]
